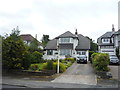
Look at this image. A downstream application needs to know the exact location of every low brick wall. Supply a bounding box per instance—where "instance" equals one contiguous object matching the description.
[3,70,56,76]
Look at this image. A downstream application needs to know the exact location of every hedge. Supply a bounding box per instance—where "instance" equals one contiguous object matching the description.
[92,53,110,71]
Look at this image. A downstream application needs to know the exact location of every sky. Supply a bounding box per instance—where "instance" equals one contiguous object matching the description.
[0,0,119,42]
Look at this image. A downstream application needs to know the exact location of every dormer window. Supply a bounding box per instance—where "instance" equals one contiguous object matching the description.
[102,38,110,43]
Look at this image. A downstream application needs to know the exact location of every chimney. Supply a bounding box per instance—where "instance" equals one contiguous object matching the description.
[16,26,19,30]
[35,34,37,39]
[75,29,78,35]
[112,24,115,32]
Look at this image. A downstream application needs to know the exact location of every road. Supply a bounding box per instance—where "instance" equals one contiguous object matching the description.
[52,62,97,85]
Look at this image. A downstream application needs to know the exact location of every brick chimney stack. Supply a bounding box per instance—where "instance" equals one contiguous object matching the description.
[75,29,78,35]
[112,24,115,32]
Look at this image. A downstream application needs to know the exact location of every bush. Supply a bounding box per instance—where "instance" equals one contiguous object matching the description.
[31,51,43,64]
[29,64,39,71]
[22,51,31,70]
[46,60,53,70]
[92,53,110,71]
[53,62,66,73]
[64,58,75,63]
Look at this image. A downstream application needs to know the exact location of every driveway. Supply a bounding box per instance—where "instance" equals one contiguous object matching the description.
[108,65,119,79]
[51,62,97,85]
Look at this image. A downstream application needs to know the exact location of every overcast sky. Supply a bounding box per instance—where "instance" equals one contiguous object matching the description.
[0,0,119,42]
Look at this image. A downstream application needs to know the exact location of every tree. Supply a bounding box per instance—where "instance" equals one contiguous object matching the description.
[86,36,98,52]
[29,38,39,52]
[2,29,28,70]
[41,35,50,47]
[31,51,43,64]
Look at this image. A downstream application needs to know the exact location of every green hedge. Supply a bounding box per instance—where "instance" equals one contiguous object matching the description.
[42,61,66,73]
[64,58,76,63]
[92,53,110,71]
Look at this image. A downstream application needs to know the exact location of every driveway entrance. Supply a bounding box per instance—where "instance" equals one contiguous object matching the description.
[51,62,97,85]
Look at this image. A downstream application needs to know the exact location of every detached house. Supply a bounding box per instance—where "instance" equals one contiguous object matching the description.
[43,30,90,61]
[97,25,120,56]
[20,34,43,49]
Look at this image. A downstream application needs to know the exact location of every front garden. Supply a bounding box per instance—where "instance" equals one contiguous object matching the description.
[29,58,76,74]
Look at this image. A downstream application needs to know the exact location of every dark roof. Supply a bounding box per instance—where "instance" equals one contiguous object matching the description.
[45,31,90,50]
[45,39,57,50]
[113,29,120,35]
[97,32,113,45]
[75,34,90,50]
[100,32,113,38]
[56,31,77,38]
[20,34,34,41]
[20,34,43,46]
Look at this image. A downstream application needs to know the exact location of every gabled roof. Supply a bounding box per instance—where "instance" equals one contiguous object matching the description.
[56,31,77,38]
[75,34,90,50]
[20,34,43,46]
[45,31,90,50]
[100,32,113,38]
[45,39,57,50]
[20,34,34,41]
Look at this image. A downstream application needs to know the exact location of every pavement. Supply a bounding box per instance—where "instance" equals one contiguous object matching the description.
[51,62,97,85]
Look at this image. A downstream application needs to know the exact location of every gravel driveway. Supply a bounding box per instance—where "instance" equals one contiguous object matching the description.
[51,62,97,85]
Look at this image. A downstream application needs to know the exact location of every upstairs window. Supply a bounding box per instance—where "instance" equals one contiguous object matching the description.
[102,38,110,43]
[59,38,70,43]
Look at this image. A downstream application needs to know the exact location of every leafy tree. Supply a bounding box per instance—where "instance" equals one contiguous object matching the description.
[29,38,42,53]
[31,51,43,64]
[2,29,27,70]
[86,36,98,52]
[41,35,50,47]
[22,51,31,70]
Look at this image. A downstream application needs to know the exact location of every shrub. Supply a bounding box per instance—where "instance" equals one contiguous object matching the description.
[31,51,43,64]
[22,51,31,70]
[92,53,110,71]
[53,62,66,73]
[65,58,75,63]
[46,60,53,70]
[42,63,47,70]
[29,64,39,71]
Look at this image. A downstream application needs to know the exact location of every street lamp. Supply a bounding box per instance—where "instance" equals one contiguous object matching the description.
[57,45,59,74]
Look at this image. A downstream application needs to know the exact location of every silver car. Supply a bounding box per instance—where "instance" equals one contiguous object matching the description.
[76,55,87,64]
[109,55,119,64]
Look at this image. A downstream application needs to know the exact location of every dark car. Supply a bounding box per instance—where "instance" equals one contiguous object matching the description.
[76,55,87,64]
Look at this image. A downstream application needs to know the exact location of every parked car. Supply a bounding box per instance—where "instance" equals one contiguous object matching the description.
[109,55,119,65]
[76,55,87,64]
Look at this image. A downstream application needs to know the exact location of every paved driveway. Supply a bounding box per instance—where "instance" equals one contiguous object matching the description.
[108,65,119,79]
[51,62,97,85]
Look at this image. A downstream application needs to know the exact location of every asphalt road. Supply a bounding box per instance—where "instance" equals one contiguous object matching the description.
[52,62,97,85]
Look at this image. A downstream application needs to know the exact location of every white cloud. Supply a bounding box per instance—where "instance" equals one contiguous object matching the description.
[0,0,119,42]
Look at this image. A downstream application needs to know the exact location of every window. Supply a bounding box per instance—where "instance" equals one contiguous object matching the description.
[77,51,86,55]
[47,50,53,55]
[60,38,70,43]
[60,49,71,55]
[102,38,110,43]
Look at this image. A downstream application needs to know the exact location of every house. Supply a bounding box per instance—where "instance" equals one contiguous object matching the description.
[20,34,43,49]
[97,25,120,56]
[113,29,120,57]
[43,30,90,60]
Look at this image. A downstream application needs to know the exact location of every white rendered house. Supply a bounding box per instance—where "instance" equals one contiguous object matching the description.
[43,30,90,61]
[97,25,120,56]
